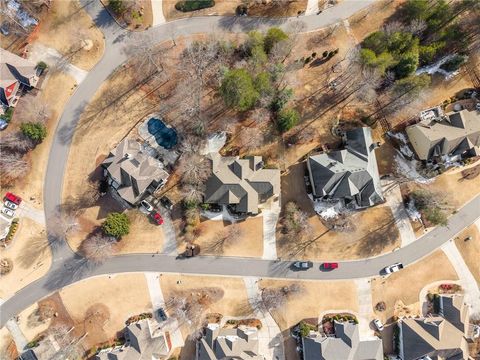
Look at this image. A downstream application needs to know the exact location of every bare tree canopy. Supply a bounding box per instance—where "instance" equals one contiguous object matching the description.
[0,152,30,183]
[80,233,117,263]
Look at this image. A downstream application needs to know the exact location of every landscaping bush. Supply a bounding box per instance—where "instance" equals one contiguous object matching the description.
[36,61,48,71]
[20,122,47,142]
[322,51,328,58]
[277,108,299,133]
[175,0,215,12]
[2,218,19,246]
[0,107,14,122]
[102,212,130,238]
[299,321,317,337]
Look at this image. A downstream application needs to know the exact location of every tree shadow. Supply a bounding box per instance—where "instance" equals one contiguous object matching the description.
[43,255,97,292]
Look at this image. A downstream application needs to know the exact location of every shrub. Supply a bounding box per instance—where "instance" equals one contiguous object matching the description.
[20,122,47,142]
[311,52,317,58]
[0,107,14,122]
[263,27,288,54]
[322,50,328,58]
[36,61,48,71]
[304,56,311,64]
[277,108,299,133]
[175,0,215,12]
[299,321,317,337]
[102,212,130,238]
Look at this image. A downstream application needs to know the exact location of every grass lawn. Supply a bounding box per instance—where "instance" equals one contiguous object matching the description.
[59,274,152,349]
[0,218,51,299]
[33,0,105,70]
[192,217,263,257]
[455,224,480,287]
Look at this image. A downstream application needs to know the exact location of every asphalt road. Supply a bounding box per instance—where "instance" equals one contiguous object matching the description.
[1,0,479,329]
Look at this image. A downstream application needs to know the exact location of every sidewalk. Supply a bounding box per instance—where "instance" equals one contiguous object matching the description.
[1,297,28,353]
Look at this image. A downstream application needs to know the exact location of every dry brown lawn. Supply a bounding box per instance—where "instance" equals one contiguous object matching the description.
[18,303,52,341]
[193,217,263,257]
[59,274,152,348]
[160,274,252,318]
[0,218,51,299]
[455,224,480,287]
[163,0,307,21]
[32,0,105,70]
[8,73,77,208]
[278,163,401,260]
[350,0,401,41]
[259,279,358,331]
[371,250,458,324]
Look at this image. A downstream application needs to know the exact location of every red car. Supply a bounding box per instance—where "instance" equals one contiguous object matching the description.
[4,192,22,205]
[322,262,339,270]
[152,212,164,225]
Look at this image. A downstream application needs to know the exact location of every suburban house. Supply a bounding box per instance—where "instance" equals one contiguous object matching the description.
[196,323,263,360]
[0,48,39,110]
[406,108,480,162]
[102,138,169,206]
[204,153,280,215]
[397,295,472,360]
[302,320,383,360]
[96,319,172,360]
[306,127,384,208]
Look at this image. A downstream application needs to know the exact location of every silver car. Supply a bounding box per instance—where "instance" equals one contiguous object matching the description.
[1,207,14,218]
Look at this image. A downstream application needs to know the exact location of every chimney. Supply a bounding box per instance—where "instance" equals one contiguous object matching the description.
[124,153,132,159]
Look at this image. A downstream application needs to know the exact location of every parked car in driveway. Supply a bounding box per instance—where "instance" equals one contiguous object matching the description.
[373,319,384,331]
[160,196,173,210]
[1,208,14,218]
[140,200,154,212]
[151,212,164,225]
[4,200,18,210]
[4,192,22,205]
[321,262,339,270]
[0,119,8,131]
[292,261,313,270]
[383,262,404,274]
[157,308,168,321]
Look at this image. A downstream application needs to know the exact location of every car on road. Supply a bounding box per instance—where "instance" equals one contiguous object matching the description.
[1,208,14,218]
[140,200,154,212]
[373,319,384,331]
[151,212,164,225]
[4,192,22,205]
[321,262,339,270]
[4,200,18,210]
[383,262,404,274]
[292,261,313,270]
[157,308,168,321]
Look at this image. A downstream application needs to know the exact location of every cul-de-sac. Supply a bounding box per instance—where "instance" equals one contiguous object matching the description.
[0,0,479,359]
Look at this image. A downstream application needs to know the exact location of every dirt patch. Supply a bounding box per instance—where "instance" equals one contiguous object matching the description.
[0,218,51,299]
[0,326,17,360]
[31,0,105,70]
[193,217,263,257]
[371,250,458,323]
[59,273,152,349]
[258,279,358,331]
[455,224,480,287]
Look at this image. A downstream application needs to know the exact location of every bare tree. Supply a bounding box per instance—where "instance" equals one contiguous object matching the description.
[238,127,264,153]
[0,132,33,153]
[382,21,405,36]
[207,223,244,252]
[178,153,211,202]
[282,202,313,241]
[408,18,427,36]
[261,283,304,311]
[80,233,117,263]
[14,94,51,125]
[0,153,30,183]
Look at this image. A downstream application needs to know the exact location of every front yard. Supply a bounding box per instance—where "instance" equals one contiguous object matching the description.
[455,224,480,286]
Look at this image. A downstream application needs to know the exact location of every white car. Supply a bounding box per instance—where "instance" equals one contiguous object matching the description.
[4,200,18,210]
[384,262,404,274]
[140,200,154,212]
[1,207,14,218]
[373,319,384,331]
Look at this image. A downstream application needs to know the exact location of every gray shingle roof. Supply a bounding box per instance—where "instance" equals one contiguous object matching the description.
[102,139,169,205]
[197,324,262,360]
[307,127,383,208]
[302,321,383,360]
[204,154,280,214]
[399,295,469,360]
[406,109,480,161]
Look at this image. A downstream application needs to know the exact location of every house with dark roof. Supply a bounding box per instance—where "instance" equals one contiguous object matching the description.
[0,48,39,109]
[406,108,480,162]
[398,295,471,360]
[96,319,172,360]
[302,320,383,360]
[306,127,383,208]
[204,153,280,215]
[102,139,169,205]
[196,323,263,360]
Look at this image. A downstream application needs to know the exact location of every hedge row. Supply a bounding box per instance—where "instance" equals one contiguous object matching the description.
[175,0,215,12]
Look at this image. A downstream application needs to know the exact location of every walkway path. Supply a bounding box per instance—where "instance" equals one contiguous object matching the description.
[441,241,480,315]
[354,278,375,340]
[151,0,166,26]
[383,184,416,247]
[26,43,88,84]
[243,277,284,360]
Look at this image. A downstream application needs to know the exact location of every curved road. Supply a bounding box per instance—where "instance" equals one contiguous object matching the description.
[1,0,479,328]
